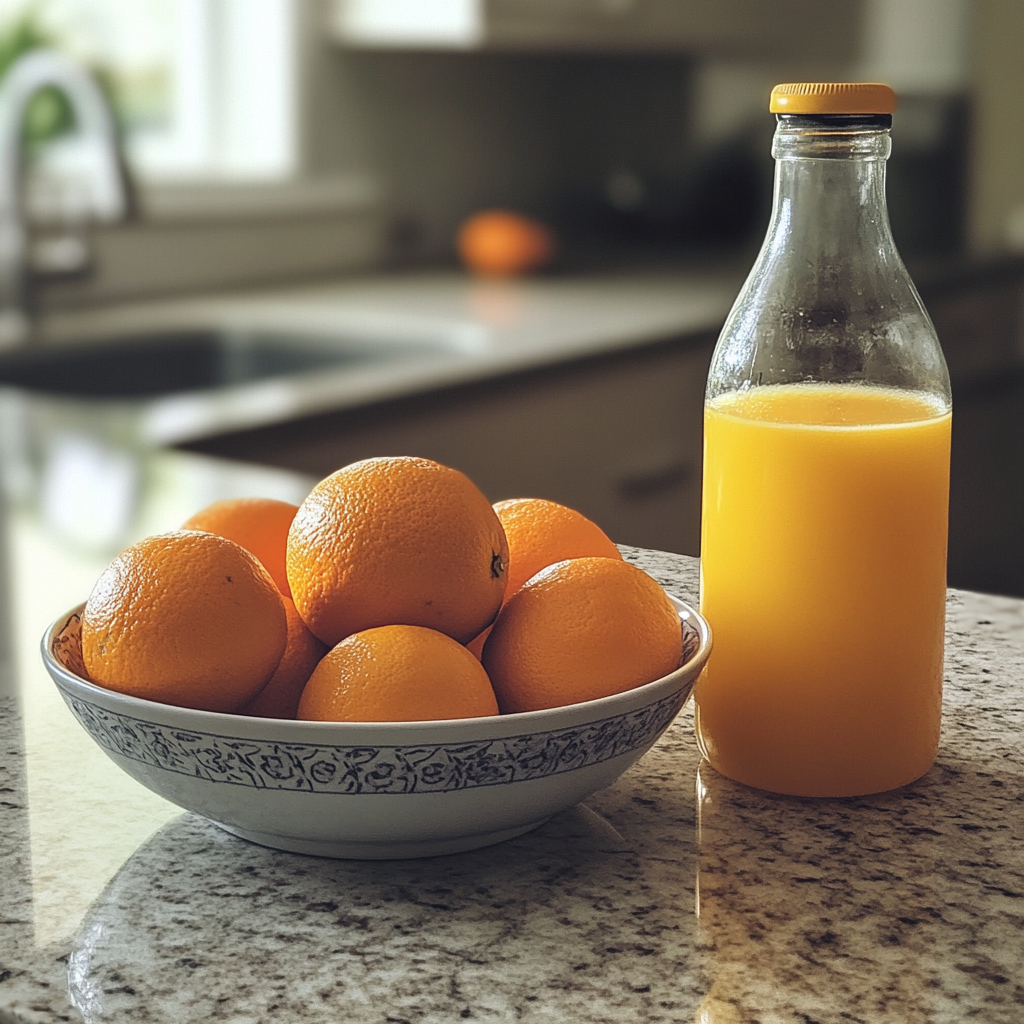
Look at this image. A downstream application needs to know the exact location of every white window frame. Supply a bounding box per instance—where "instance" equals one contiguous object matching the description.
[21,0,380,224]
[129,0,299,183]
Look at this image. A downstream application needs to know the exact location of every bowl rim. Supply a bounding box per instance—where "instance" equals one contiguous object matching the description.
[42,593,711,735]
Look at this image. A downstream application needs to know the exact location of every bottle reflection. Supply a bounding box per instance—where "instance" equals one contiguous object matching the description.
[694,761,931,1024]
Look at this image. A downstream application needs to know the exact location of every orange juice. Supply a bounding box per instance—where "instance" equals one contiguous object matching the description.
[696,382,951,796]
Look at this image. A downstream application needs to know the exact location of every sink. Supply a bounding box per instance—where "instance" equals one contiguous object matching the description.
[0,329,442,399]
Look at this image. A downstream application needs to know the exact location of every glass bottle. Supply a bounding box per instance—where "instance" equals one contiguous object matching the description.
[695,83,952,797]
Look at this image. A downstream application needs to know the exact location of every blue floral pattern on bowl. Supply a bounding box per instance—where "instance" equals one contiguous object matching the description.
[58,689,687,795]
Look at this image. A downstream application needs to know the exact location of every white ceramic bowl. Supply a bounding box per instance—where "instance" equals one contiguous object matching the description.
[43,596,710,860]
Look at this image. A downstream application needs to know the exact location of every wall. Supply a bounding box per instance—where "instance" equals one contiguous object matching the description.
[38,0,1011,314]
[302,4,870,267]
[968,0,1024,253]
[303,33,696,265]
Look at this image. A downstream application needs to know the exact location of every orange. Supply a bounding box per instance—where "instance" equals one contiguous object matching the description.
[465,625,491,661]
[465,497,621,658]
[297,625,499,723]
[182,497,298,597]
[81,531,287,713]
[457,210,555,277]
[493,497,621,598]
[482,556,682,713]
[287,457,509,647]
[237,596,328,719]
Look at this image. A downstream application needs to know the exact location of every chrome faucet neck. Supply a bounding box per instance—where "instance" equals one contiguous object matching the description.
[0,48,130,347]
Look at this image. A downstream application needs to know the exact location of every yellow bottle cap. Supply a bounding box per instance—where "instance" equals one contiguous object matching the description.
[769,82,897,115]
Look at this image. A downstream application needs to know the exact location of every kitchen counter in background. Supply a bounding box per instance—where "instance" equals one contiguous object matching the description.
[33,270,741,446]
[17,269,739,559]
[1,445,1023,1023]
[24,259,1024,592]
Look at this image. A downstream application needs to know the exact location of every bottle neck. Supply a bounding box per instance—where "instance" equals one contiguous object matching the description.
[706,111,950,407]
[768,115,894,264]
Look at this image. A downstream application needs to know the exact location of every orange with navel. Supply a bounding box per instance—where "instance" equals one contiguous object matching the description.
[287,457,509,647]
[237,596,328,719]
[298,624,498,723]
[466,497,621,658]
[457,209,555,277]
[182,497,298,596]
[81,530,287,712]
[482,556,682,713]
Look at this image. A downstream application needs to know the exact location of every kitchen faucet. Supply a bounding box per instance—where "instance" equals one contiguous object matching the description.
[0,48,130,347]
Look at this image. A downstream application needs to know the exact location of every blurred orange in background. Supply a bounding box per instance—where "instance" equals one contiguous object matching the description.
[457,209,555,277]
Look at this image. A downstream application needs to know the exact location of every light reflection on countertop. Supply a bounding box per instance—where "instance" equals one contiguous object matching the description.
[9,453,316,953]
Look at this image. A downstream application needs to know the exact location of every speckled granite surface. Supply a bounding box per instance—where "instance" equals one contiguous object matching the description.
[2,547,1023,1023]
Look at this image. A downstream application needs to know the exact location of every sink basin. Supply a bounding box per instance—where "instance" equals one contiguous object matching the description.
[0,329,441,399]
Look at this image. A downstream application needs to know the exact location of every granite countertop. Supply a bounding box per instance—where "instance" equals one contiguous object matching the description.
[1,438,1023,1023]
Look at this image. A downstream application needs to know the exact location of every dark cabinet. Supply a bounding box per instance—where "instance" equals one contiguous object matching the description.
[922,260,1024,597]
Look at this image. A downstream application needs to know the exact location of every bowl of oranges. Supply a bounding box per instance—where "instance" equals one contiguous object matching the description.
[42,457,710,859]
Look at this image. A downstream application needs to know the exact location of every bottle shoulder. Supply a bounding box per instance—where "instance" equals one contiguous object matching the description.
[708,243,951,405]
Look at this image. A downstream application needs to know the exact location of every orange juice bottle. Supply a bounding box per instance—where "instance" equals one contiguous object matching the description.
[696,83,952,797]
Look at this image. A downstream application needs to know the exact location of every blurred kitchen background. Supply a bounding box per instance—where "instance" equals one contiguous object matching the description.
[1,0,1023,595]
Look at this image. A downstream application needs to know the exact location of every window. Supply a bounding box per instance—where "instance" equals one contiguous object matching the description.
[1,0,298,182]
[335,0,482,48]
